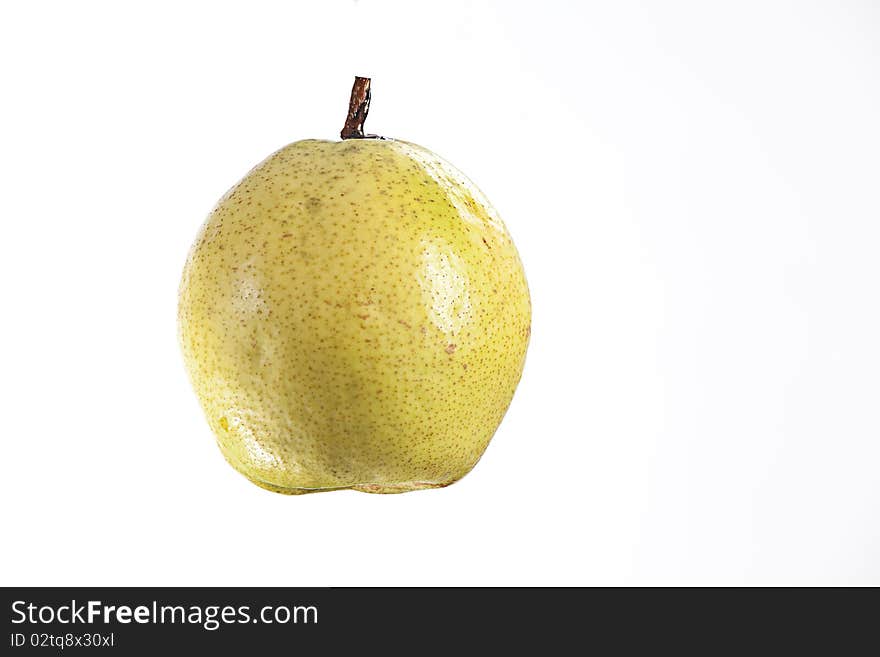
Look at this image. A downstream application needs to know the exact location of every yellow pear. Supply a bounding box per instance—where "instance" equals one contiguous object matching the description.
[178,78,530,494]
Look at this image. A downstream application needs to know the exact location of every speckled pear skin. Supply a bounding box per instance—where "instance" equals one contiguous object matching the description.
[178,138,530,494]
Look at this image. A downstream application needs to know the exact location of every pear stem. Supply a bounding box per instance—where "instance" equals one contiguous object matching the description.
[340,76,382,140]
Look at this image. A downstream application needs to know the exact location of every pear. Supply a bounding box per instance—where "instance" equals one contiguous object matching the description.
[178,78,530,494]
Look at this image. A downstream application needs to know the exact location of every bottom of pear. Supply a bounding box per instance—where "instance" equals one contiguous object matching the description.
[220,448,465,495]
[351,481,453,494]
[243,475,455,495]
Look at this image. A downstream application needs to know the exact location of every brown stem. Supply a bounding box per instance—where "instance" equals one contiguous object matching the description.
[340,76,382,140]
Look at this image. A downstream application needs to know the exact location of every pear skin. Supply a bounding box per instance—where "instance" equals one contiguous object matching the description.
[178,138,530,493]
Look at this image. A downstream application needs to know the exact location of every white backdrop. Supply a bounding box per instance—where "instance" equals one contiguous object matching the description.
[1,1,878,585]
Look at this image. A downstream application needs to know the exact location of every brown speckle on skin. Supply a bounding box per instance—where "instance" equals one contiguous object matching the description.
[445,344,457,354]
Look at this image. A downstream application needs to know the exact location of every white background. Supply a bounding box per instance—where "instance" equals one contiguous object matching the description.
[1,1,878,586]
